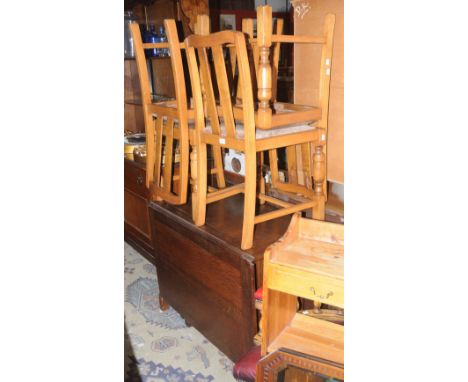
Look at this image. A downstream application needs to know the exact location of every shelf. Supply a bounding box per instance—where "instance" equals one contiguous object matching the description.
[270,217,343,278]
[265,215,344,308]
[267,313,344,365]
[125,99,143,106]
[270,238,343,279]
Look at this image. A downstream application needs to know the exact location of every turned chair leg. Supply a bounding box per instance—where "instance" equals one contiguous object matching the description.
[312,144,326,220]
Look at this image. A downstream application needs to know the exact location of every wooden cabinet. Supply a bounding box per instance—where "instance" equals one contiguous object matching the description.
[124,158,154,260]
[261,214,344,365]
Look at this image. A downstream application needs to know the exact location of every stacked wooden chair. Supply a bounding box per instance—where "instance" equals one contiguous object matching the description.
[239,17,284,202]
[130,17,226,207]
[240,14,326,199]
[185,6,335,250]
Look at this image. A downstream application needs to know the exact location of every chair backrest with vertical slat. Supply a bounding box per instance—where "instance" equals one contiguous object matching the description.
[185,31,256,144]
[130,21,190,115]
[130,22,153,108]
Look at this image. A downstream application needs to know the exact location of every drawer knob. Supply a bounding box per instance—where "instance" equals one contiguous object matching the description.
[309,287,334,300]
[136,175,144,184]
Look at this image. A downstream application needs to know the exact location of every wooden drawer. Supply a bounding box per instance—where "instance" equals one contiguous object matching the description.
[267,264,343,308]
[124,160,147,198]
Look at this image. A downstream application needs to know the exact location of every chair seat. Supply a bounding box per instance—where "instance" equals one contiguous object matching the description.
[232,346,261,382]
[151,116,315,139]
[255,288,263,301]
[151,114,196,128]
[204,120,317,140]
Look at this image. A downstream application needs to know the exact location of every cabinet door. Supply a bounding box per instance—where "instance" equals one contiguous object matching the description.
[124,190,151,240]
[124,160,152,250]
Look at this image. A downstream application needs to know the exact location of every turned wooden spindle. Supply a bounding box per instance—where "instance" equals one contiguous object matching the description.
[256,5,273,129]
[312,144,326,220]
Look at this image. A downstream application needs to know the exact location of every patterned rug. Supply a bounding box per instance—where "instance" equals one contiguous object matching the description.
[124,243,236,382]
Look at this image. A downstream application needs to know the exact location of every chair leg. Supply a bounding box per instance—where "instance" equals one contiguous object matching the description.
[241,151,257,250]
[145,113,156,188]
[286,145,298,184]
[153,117,164,202]
[312,144,326,220]
[179,140,189,204]
[194,142,208,226]
[258,152,265,205]
[268,149,279,187]
[213,146,226,188]
[190,144,198,219]
[301,142,312,190]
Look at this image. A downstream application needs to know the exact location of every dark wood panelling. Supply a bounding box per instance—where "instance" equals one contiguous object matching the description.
[125,222,154,262]
[148,195,292,361]
[124,159,153,254]
[155,220,243,307]
[124,159,148,197]
[124,190,151,238]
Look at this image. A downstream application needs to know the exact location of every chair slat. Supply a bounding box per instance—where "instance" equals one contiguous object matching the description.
[271,18,283,103]
[162,117,174,192]
[271,35,326,44]
[197,47,221,136]
[153,117,164,190]
[212,44,237,139]
[186,30,236,48]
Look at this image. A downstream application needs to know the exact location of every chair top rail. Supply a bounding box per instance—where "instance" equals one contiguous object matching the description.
[142,42,185,50]
[272,35,326,44]
[246,35,326,45]
[185,30,238,49]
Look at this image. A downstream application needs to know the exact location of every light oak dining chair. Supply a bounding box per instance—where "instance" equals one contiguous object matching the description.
[239,17,284,202]
[237,13,326,200]
[130,17,226,207]
[253,6,335,199]
[185,25,331,250]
